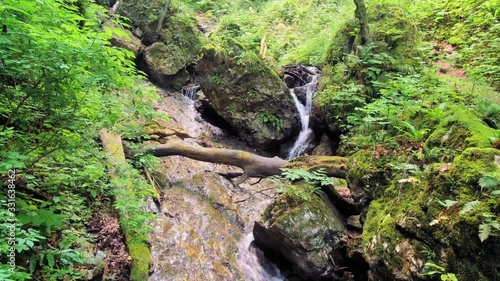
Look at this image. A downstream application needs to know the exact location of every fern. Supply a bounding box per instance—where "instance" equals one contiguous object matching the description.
[435,199,458,208]
[478,216,500,242]
[478,174,499,191]
[491,190,500,196]
[459,200,481,215]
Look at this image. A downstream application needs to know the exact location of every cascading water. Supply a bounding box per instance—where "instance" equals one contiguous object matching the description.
[236,233,285,281]
[287,67,319,160]
[182,75,201,100]
[182,84,200,100]
[148,90,286,281]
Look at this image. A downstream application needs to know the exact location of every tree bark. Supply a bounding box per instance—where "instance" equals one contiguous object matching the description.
[99,129,150,280]
[131,140,347,184]
[155,0,172,34]
[353,0,371,45]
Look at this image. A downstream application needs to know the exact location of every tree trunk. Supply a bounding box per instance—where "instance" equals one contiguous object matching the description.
[131,140,347,184]
[99,129,150,281]
[155,0,172,34]
[353,0,371,45]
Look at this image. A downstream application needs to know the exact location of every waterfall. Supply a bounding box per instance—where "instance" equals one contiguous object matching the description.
[237,232,285,281]
[287,68,319,160]
[182,84,200,100]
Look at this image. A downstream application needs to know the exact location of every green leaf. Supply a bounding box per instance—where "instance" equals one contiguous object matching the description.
[478,175,499,190]
[479,223,491,242]
[460,200,481,215]
[47,252,55,268]
[29,255,37,273]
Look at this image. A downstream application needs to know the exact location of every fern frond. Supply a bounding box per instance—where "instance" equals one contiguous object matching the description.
[459,200,481,215]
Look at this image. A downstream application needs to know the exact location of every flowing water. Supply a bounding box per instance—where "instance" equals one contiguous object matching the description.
[148,90,284,281]
[236,233,285,281]
[182,84,200,100]
[287,68,319,160]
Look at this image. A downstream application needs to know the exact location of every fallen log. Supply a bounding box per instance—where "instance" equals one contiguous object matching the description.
[130,139,347,185]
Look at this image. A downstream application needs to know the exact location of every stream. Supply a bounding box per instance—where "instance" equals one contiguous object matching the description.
[287,67,319,160]
[147,90,285,281]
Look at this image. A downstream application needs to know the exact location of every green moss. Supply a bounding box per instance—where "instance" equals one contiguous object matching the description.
[451,147,500,188]
[261,191,345,252]
[346,150,392,199]
[325,19,357,65]
[425,108,496,152]
[128,239,151,281]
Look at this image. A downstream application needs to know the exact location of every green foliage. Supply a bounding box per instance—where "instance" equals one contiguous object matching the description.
[473,99,500,129]
[258,112,284,131]
[274,168,332,201]
[203,0,355,66]
[416,0,500,89]
[478,174,499,191]
[0,0,159,279]
[423,262,458,281]
[478,214,500,242]
[396,121,429,142]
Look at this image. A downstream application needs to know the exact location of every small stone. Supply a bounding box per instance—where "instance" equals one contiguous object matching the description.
[347,215,363,230]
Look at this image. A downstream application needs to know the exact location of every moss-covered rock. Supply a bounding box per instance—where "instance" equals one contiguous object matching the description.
[425,108,497,153]
[346,150,392,203]
[134,7,205,89]
[254,192,346,280]
[196,40,300,149]
[103,22,145,57]
[360,145,500,280]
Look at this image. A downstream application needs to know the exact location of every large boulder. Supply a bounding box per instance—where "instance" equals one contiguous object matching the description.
[253,192,347,280]
[358,111,500,280]
[196,41,300,149]
[142,13,205,89]
[103,22,145,57]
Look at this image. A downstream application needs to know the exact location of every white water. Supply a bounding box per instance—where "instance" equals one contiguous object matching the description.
[237,232,285,281]
[287,70,319,160]
[182,84,200,100]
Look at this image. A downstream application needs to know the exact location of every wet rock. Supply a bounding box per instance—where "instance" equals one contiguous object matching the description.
[148,187,244,281]
[294,85,308,106]
[312,134,333,156]
[253,192,347,280]
[196,40,300,149]
[284,74,297,88]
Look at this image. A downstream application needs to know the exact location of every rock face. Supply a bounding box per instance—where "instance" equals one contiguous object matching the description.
[147,90,285,281]
[253,192,347,280]
[143,15,204,89]
[103,22,145,57]
[357,108,500,280]
[196,41,300,149]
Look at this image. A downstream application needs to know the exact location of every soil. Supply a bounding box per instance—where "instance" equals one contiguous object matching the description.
[433,41,467,78]
[87,210,131,281]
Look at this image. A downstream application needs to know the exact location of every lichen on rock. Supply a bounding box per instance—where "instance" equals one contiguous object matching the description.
[253,192,346,280]
[196,39,300,149]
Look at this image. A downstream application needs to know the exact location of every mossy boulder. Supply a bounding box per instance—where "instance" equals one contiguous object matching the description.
[103,22,144,57]
[253,192,346,280]
[360,146,500,280]
[135,9,204,89]
[425,108,497,153]
[326,4,419,69]
[196,40,300,149]
[346,150,392,204]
